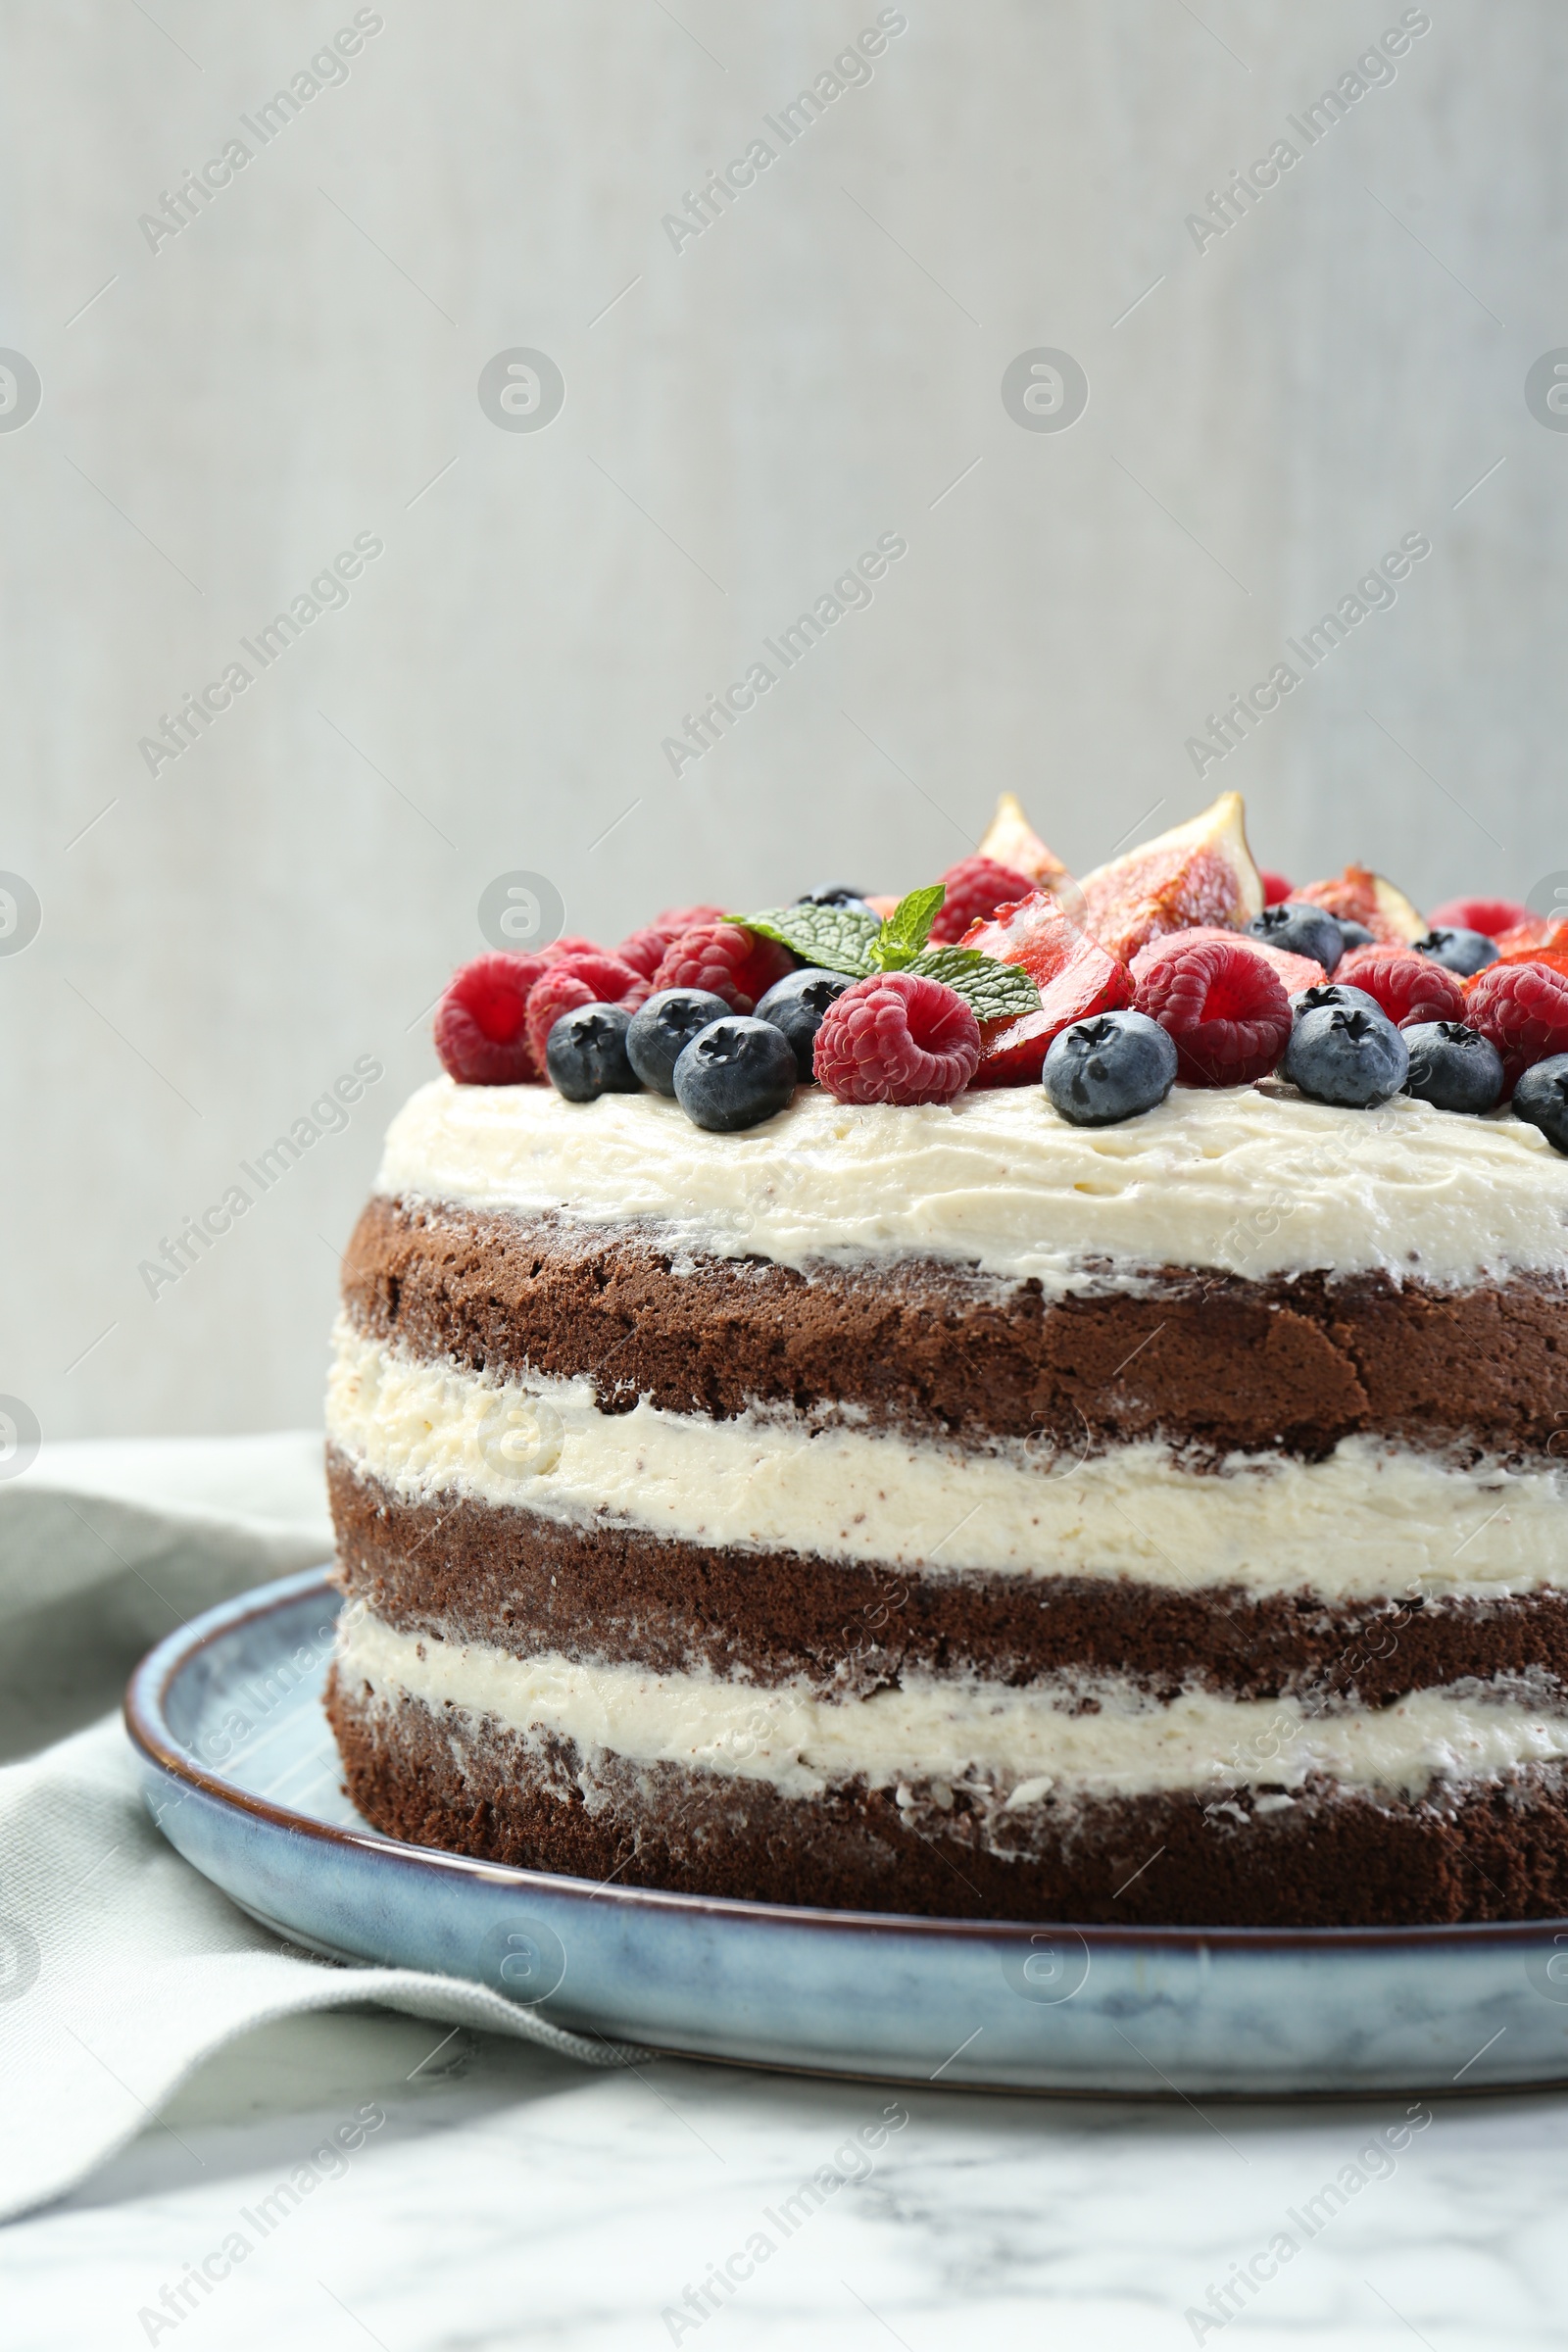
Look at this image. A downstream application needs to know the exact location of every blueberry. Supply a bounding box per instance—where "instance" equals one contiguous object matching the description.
[1335,919,1376,952]
[545,1004,642,1102]
[1283,1004,1408,1107]
[673,1016,799,1132]
[625,988,733,1096]
[1248,902,1345,973]
[1289,980,1383,1021]
[1410,926,1499,978]
[797,883,871,908]
[1513,1054,1568,1153]
[1401,1020,1504,1114]
[1042,1011,1178,1127]
[755,967,855,1081]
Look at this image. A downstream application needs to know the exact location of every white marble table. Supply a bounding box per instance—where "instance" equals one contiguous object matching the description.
[4,2006,1564,2350]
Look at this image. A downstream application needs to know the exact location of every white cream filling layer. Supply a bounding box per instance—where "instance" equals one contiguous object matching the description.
[336,1608,1568,1803]
[376,1075,1568,1292]
[325,1323,1568,1603]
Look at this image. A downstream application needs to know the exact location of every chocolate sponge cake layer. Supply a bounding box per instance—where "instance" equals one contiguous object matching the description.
[342,1194,1568,1461]
[325,1669,1568,1929]
[327,1453,1568,1705]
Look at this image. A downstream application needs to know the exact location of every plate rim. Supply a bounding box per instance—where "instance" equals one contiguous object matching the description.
[125,1566,1568,1957]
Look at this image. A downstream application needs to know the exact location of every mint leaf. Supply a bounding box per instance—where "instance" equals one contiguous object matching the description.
[731,905,878,979]
[906,947,1041,1021]
[871,884,947,970]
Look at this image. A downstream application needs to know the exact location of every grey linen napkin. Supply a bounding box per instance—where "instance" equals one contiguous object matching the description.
[0,1434,644,2226]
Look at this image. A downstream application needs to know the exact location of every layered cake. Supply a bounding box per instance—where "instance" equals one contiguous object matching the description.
[325,793,1568,1926]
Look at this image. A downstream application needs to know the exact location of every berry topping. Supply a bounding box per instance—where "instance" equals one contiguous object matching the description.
[797,882,873,908]
[1464,959,1568,1094]
[1284,1003,1408,1106]
[433,952,550,1086]
[672,1015,799,1132]
[813,972,980,1105]
[1259,868,1295,906]
[524,952,649,1075]
[625,988,735,1095]
[545,1004,643,1102]
[962,890,1131,1086]
[1133,926,1326,999]
[1042,1011,1178,1127]
[651,921,796,1014]
[927,857,1036,945]
[1401,1021,1504,1114]
[1427,896,1534,939]
[756,967,856,1081]
[1131,935,1291,1087]
[615,905,727,981]
[1335,946,1465,1029]
[1335,918,1376,952]
[1409,926,1499,978]
[1289,980,1383,1022]
[539,935,605,963]
[1513,1054,1568,1154]
[1247,902,1345,973]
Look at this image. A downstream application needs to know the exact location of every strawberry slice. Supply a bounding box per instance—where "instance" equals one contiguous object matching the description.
[961,890,1132,1086]
[1130,926,1326,999]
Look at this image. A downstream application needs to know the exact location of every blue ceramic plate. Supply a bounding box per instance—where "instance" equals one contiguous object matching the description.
[126,1569,1568,2096]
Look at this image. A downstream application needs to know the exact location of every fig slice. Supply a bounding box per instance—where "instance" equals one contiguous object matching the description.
[960,888,1132,1086]
[1130,926,1327,999]
[1076,790,1263,962]
[1482,944,1568,979]
[1294,861,1425,946]
[1492,914,1568,956]
[977,792,1075,891]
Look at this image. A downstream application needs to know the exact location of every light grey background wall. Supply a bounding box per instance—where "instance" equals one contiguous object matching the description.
[3,0,1563,1445]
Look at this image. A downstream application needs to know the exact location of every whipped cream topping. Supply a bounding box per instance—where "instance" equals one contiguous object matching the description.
[337,1608,1568,1803]
[375,1075,1568,1292]
[326,1323,1568,1603]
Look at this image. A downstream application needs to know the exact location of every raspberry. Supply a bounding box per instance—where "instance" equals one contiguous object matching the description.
[523,952,649,1075]
[650,921,794,1013]
[1133,926,1326,1001]
[434,953,550,1085]
[1259,868,1295,906]
[1464,959,1568,1094]
[1337,946,1464,1029]
[539,934,603,964]
[928,858,1035,946]
[1427,897,1532,939]
[813,973,980,1104]
[1132,935,1290,1087]
[615,904,727,981]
